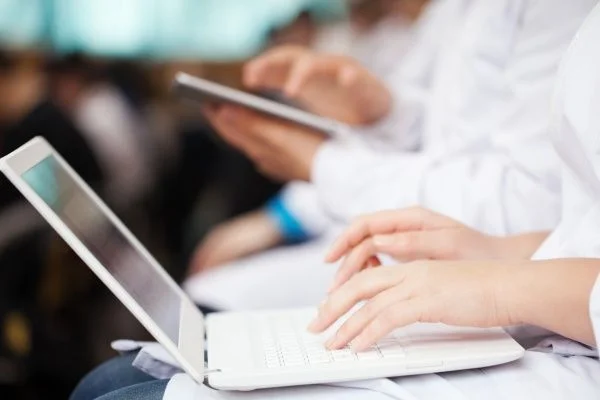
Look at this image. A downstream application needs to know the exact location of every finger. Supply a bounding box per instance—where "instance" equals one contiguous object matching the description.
[372,231,461,262]
[329,238,379,293]
[325,211,414,263]
[326,286,408,349]
[328,252,381,294]
[284,56,341,96]
[308,268,402,334]
[244,46,305,88]
[334,232,437,286]
[337,64,361,88]
[283,53,318,96]
[332,231,462,290]
[325,207,437,263]
[201,103,222,122]
[351,298,427,352]
[208,106,262,151]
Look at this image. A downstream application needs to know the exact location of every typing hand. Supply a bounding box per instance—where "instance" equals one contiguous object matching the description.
[244,46,392,125]
[325,208,505,292]
[308,260,518,351]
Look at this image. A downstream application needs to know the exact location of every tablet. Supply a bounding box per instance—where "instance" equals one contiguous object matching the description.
[172,72,345,135]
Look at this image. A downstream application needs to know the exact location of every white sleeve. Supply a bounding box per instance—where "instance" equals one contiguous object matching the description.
[311,0,589,236]
[312,138,561,235]
[274,1,455,235]
[350,0,447,152]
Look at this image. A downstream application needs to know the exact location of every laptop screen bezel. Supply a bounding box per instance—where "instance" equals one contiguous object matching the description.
[0,137,206,381]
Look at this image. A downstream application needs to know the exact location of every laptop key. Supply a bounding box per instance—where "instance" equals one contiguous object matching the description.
[308,354,332,364]
[379,345,406,358]
[357,350,381,361]
[332,352,357,362]
[283,356,306,367]
[266,356,281,368]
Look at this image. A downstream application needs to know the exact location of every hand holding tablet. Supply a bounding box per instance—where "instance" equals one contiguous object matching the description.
[172,72,347,136]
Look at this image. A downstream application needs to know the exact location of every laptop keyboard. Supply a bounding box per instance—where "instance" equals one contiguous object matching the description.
[258,315,407,368]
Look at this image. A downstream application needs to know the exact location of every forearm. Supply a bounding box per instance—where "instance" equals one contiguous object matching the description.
[312,143,560,235]
[505,259,600,346]
[491,232,551,260]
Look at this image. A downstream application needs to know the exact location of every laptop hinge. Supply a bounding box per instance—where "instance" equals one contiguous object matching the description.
[202,366,222,376]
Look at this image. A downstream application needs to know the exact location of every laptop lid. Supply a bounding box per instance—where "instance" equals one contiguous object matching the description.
[0,137,206,382]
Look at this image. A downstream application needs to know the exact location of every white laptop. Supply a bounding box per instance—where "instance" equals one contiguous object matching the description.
[0,137,524,391]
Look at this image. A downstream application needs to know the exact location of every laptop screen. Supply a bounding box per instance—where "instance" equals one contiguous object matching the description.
[21,155,181,343]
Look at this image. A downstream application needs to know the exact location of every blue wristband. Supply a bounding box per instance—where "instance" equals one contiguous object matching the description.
[265,195,311,243]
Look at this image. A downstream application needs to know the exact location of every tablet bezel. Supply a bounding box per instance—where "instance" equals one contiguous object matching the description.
[173,72,347,136]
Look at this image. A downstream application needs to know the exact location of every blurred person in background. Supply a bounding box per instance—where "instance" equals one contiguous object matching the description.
[0,52,110,398]
[73,63,154,211]
[267,10,319,49]
[184,0,595,312]
[186,0,432,282]
[0,51,14,135]
[0,54,180,398]
[345,0,431,77]
[3,54,104,190]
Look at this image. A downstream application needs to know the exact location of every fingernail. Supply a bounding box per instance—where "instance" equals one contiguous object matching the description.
[325,336,337,349]
[307,318,321,333]
[325,334,340,350]
[327,239,342,255]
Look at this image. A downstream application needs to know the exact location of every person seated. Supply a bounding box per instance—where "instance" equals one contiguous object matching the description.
[184,0,594,312]
[70,3,600,398]
[3,54,105,191]
[187,1,431,277]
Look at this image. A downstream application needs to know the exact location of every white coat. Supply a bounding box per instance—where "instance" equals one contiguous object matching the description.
[311,0,594,237]
[272,0,446,239]
[164,4,600,397]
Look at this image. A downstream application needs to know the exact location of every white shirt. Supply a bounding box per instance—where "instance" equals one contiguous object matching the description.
[529,2,600,347]
[296,0,595,237]
[350,16,420,80]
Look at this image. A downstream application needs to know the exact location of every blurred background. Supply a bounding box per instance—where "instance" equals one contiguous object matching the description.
[0,0,426,398]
